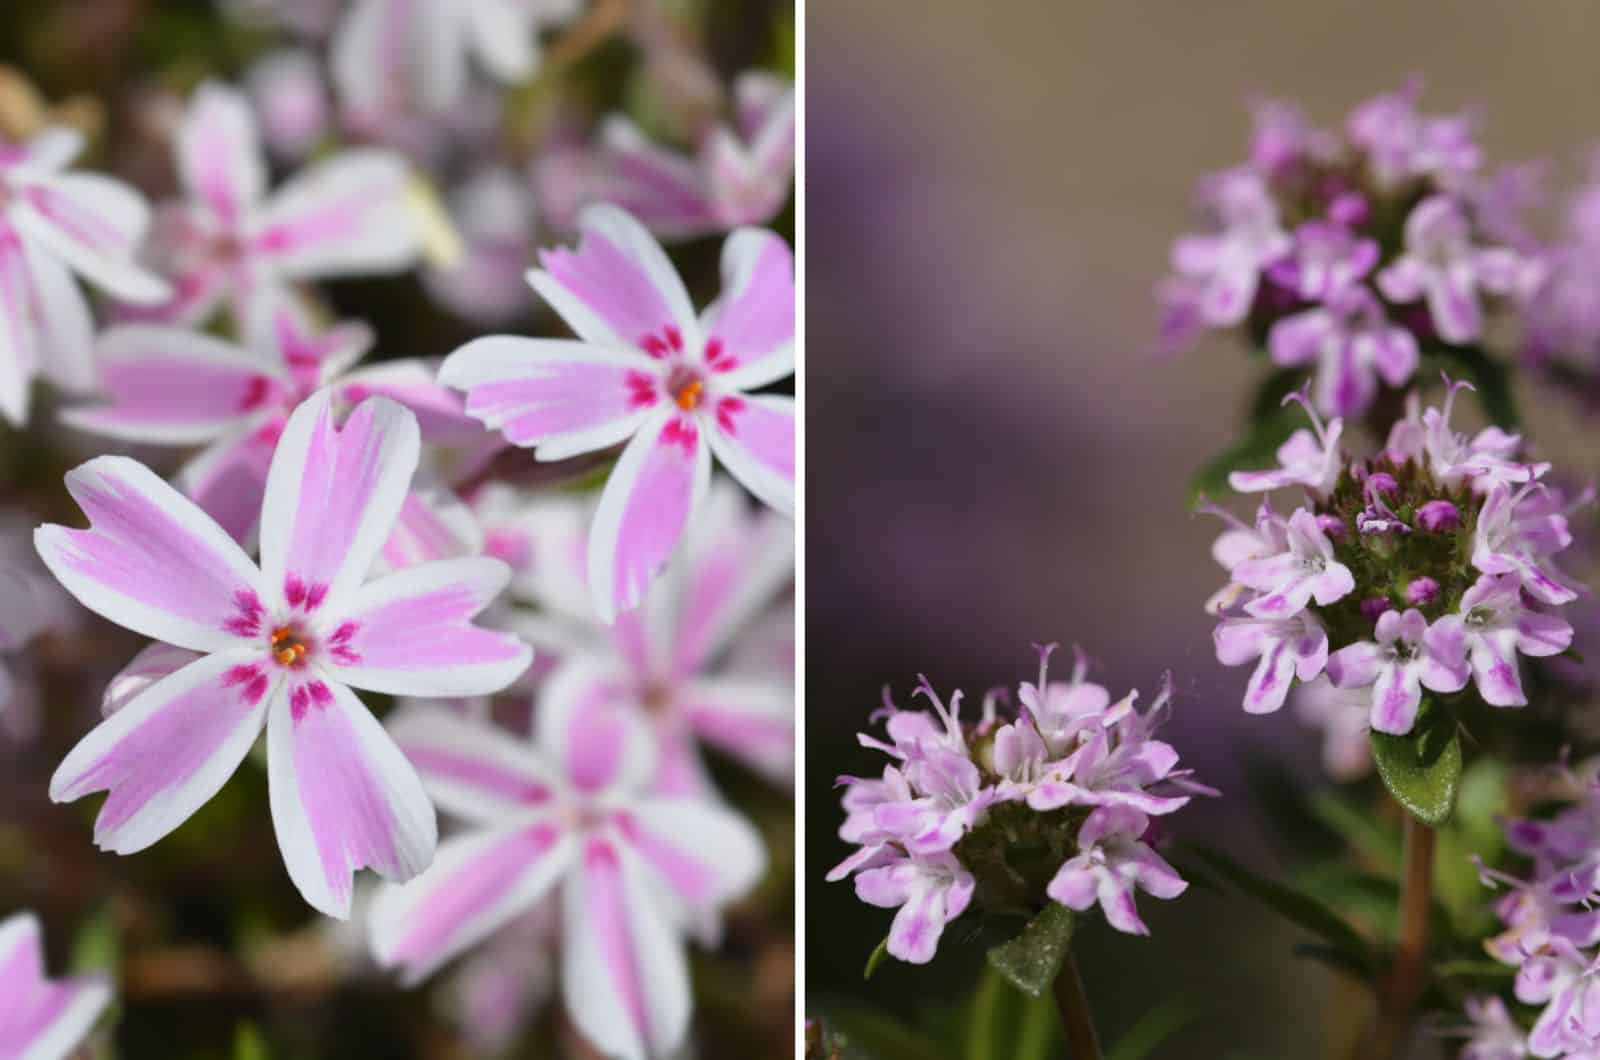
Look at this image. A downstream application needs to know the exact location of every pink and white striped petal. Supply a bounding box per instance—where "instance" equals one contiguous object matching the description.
[596,117,720,240]
[256,150,419,279]
[538,657,655,796]
[22,240,95,393]
[369,818,573,985]
[678,676,794,785]
[259,392,419,617]
[327,557,531,697]
[267,676,438,919]
[177,82,266,227]
[0,229,36,425]
[338,359,485,446]
[561,838,692,1060]
[619,799,765,914]
[705,393,794,517]
[36,456,266,653]
[701,229,794,390]
[0,912,113,1060]
[439,336,662,460]
[12,175,169,303]
[589,412,711,622]
[379,479,482,571]
[530,204,698,350]
[177,422,277,545]
[63,325,284,445]
[386,705,557,823]
[669,480,794,677]
[50,650,278,855]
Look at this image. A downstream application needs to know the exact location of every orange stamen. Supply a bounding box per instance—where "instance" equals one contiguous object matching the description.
[674,381,704,411]
[271,627,308,666]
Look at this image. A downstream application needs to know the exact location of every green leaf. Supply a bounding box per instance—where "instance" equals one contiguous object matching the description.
[1104,998,1200,1060]
[1290,943,1378,983]
[961,967,1060,1060]
[1188,404,1303,507]
[68,905,119,975]
[1187,846,1373,973]
[1370,698,1462,826]
[813,1002,954,1060]
[985,904,1076,998]
[863,936,891,980]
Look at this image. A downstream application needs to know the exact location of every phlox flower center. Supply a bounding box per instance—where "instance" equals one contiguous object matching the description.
[667,363,706,411]
[269,624,312,668]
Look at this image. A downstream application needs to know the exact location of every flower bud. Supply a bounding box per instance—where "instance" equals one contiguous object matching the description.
[1360,596,1394,621]
[1365,472,1400,499]
[1405,577,1440,606]
[1417,499,1461,533]
[1316,514,1346,540]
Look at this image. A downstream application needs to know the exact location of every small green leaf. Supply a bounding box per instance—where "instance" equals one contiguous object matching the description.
[1105,998,1201,1060]
[1308,792,1402,873]
[68,905,119,975]
[1370,698,1462,826]
[234,1024,271,1060]
[863,936,891,980]
[1187,846,1373,972]
[985,904,1076,998]
[812,1002,954,1060]
[961,966,1061,1060]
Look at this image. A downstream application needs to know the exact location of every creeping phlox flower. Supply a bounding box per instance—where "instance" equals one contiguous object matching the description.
[64,295,482,542]
[127,81,420,327]
[0,912,113,1060]
[540,71,796,242]
[439,204,794,621]
[1208,383,1581,737]
[1159,79,1535,418]
[34,391,532,917]
[0,124,170,424]
[827,646,1207,965]
[1455,774,1600,1058]
[367,701,765,1060]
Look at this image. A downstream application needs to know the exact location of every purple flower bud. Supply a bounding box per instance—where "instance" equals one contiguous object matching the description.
[1316,514,1346,540]
[1360,596,1394,621]
[1405,577,1440,606]
[1366,472,1400,499]
[1417,499,1461,533]
[1329,191,1370,227]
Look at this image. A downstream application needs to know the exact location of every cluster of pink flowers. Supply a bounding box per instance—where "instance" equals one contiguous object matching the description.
[1454,768,1600,1058]
[828,646,1208,964]
[1159,79,1538,418]
[1207,381,1582,740]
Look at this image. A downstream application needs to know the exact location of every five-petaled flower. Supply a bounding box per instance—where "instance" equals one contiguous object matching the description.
[0,125,170,424]
[368,703,764,1060]
[1326,608,1469,734]
[126,81,420,328]
[440,204,795,621]
[35,391,531,917]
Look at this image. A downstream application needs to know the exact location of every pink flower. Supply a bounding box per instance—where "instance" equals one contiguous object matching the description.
[1291,679,1373,781]
[440,206,795,620]
[0,911,112,1060]
[547,72,796,242]
[854,849,974,964]
[1456,573,1574,707]
[36,392,532,917]
[1456,996,1528,1060]
[65,297,481,544]
[1346,79,1482,189]
[1046,805,1188,937]
[1376,196,1521,345]
[333,0,582,118]
[0,126,169,423]
[510,482,795,795]
[245,49,331,163]
[1475,483,1582,606]
[1232,508,1355,619]
[128,82,419,328]
[1325,608,1470,735]
[1227,391,1346,496]
[369,703,764,1060]
[1267,286,1419,417]
[1168,168,1290,328]
[1214,609,1328,715]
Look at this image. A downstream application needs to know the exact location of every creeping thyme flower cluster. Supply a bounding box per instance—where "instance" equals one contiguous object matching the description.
[1208,381,1583,737]
[1455,770,1600,1058]
[827,646,1209,964]
[1159,79,1538,418]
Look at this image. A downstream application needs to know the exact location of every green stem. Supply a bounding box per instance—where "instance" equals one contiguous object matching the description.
[1361,815,1435,1059]
[1052,950,1102,1060]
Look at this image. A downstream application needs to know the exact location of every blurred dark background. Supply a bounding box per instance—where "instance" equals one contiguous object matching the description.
[804,2,1600,1057]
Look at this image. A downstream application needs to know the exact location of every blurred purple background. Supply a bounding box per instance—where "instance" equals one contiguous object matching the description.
[804,2,1600,1055]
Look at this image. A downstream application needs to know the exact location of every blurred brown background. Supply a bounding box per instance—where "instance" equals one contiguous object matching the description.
[805,2,1600,1056]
